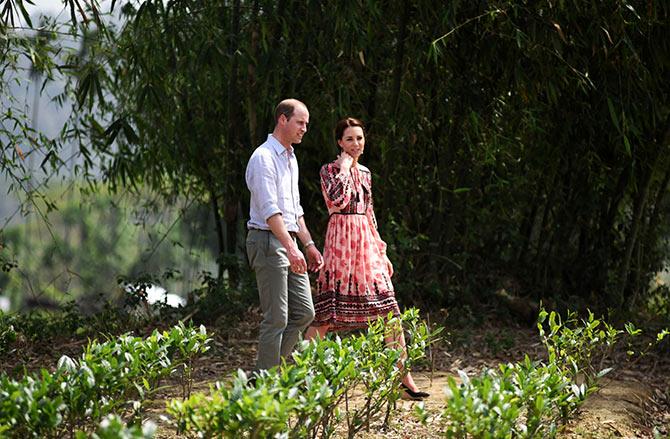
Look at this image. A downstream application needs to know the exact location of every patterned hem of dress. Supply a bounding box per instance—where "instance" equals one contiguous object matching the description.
[311,310,402,332]
[312,289,398,304]
[312,289,401,331]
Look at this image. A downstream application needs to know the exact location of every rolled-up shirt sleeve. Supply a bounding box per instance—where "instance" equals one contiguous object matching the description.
[246,152,282,222]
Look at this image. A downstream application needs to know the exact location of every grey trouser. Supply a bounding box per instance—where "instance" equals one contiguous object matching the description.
[246,229,315,370]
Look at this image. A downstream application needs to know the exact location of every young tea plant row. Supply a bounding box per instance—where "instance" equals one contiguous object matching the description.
[168,308,637,438]
[432,309,641,438]
[168,308,442,439]
[0,322,210,438]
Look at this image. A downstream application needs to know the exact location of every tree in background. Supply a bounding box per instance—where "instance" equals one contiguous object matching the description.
[0,185,217,311]
[3,0,669,316]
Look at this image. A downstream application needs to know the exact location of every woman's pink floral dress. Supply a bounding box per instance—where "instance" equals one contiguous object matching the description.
[312,161,400,330]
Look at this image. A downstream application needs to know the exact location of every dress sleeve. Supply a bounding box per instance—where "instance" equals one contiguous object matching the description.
[365,173,388,256]
[320,163,353,211]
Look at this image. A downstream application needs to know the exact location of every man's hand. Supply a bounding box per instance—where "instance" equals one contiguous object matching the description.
[306,245,324,272]
[287,245,308,274]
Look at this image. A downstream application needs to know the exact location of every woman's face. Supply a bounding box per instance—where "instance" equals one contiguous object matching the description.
[338,126,365,159]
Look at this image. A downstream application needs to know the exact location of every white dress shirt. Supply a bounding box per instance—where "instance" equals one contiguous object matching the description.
[245,134,304,232]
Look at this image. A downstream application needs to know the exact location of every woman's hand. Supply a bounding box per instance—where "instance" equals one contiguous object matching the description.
[306,245,324,272]
[336,151,354,173]
[384,255,394,277]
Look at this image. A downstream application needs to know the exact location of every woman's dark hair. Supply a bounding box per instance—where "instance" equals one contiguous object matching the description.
[335,117,365,150]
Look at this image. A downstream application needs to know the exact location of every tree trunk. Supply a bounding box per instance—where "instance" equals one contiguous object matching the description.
[246,0,260,148]
[533,158,562,284]
[616,158,656,308]
[643,121,670,249]
[516,196,539,264]
[390,0,410,117]
[645,165,670,249]
[223,0,242,286]
[591,161,633,295]
[210,193,225,281]
[628,125,670,307]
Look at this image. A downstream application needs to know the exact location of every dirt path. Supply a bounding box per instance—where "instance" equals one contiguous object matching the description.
[560,379,653,439]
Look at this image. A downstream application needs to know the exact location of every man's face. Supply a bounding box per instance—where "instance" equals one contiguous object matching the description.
[282,106,309,145]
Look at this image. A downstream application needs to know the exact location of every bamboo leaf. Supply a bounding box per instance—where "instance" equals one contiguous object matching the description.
[16,0,33,28]
[607,97,621,134]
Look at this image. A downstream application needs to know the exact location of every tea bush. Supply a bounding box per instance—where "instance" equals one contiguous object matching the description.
[437,309,634,438]
[0,322,210,437]
[0,302,140,354]
[168,309,441,438]
[537,309,620,386]
[75,415,156,439]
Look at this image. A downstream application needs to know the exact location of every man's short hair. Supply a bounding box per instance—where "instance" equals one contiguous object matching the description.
[274,99,305,124]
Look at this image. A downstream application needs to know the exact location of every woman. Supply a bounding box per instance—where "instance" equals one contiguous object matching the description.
[305,117,429,400]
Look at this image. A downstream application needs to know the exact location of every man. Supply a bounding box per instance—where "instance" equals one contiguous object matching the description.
[245,98,324,371]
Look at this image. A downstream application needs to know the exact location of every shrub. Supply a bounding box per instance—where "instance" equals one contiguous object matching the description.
[0,322,210,437]
[75,415,156,439]
[436,308,630,438]
[168,309,441,438]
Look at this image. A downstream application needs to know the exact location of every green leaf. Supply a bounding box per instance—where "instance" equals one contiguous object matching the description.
[17,0,34,27]
[607,97,621,134]
[623,135,631,156]
[596,367,612,378]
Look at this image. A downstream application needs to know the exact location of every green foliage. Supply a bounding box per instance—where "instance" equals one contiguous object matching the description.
[3,0,670,315]
[0,300,147,355]
[0,322,210,437]
[0,186,216,309]
[185,270,257,326]
[1,1,108,232]
[647,283,670,320]
[0,318,16,354]
[437,308,635,438]
[537,308,621,386]
[64,0,670,312]
[75,414,156,439]
[168,309,441,438]
[442,360,583,438]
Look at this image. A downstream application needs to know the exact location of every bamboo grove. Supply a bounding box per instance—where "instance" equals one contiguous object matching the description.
[3,1,670,314]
